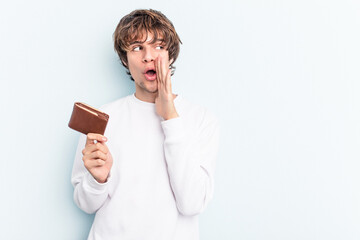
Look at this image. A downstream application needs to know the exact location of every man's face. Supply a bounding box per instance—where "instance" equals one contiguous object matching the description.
[126,32,171,99]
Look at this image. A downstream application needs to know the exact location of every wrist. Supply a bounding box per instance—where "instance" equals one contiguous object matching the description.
[163,111,179,120]
[94,176,108,184]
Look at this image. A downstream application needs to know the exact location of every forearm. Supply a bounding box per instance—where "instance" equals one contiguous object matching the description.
[166,153,212,216]
[162,116,219,216]
[72,171,110,214]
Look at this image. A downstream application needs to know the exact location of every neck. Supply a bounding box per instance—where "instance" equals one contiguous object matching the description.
[133,83,158,103]
[134,90,178,104]
[134,91,157,103]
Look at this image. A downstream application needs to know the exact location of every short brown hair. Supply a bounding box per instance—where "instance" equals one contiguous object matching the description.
[113,9,182,81]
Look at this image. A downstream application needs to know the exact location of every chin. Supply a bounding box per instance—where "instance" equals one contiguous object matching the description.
[147,88,158,94]
[142,82,158,93]
[141,85,158,94]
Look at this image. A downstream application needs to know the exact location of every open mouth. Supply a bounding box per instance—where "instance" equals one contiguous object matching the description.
[146,69,156,76]
[144,69,157,81]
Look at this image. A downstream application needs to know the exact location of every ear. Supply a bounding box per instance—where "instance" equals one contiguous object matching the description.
[169,58,174,65]
[121,60,128,67]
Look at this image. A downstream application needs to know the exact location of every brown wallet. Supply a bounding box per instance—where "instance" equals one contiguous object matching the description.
[68,102,109,135]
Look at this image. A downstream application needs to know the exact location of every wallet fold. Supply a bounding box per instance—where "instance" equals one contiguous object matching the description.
[68,102,109,135]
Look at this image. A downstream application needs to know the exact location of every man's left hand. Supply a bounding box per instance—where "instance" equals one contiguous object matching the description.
[154,55,179,120]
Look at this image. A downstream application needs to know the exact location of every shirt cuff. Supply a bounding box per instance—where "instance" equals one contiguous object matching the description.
[83,172,110,194]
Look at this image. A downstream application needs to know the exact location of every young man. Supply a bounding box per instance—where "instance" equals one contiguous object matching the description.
[71,9,219,240]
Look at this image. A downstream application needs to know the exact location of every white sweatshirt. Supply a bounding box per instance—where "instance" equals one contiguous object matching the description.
[71,93,219,240]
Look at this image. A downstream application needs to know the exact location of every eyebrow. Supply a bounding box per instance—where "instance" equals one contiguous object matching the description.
[129,39,165,46]
[129,40,143,45]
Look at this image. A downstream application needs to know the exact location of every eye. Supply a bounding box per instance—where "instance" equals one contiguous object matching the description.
[132,46,141,51]
[155,45,164,50]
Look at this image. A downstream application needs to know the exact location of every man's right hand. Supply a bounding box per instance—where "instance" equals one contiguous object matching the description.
[82,133,113,183]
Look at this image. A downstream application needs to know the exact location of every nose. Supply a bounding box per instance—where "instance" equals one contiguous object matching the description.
[142,48,155,63]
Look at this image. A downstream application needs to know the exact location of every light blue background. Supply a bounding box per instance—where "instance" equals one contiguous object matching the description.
[1,0,360,239]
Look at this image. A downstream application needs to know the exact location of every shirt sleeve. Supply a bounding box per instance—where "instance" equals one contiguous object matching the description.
[71,134,111,214]
[161,112,220,216]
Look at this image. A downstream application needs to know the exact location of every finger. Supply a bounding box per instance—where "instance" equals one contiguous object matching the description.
[155,55,159,71]
[84,158,106,169]
[161,55,168,78]
[156,56,162,82]
[156,58,164,91]
[160,56,167,84]
[155,56,159,81]
[82,142,109,155]
[165,69,172,92]
[88,150,107,161]
[86,133,107,146]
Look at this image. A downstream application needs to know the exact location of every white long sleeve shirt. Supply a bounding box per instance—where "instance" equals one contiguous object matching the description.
[71,93,219,240]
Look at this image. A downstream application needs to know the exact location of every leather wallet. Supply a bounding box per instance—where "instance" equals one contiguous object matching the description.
[68,102,109,135]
